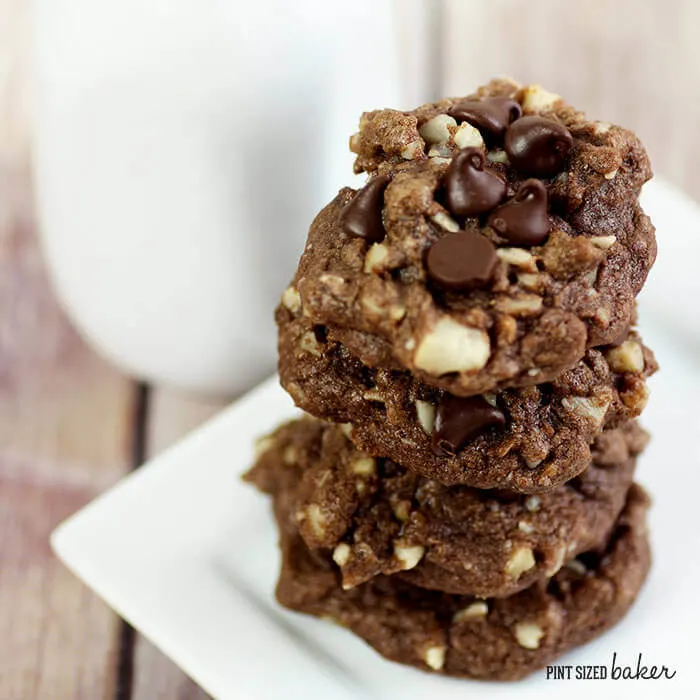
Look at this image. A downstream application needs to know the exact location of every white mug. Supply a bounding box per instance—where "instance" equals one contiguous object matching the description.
[34,0,399,395]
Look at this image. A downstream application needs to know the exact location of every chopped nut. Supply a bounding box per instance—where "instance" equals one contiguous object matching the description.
[453,601,489,622]
[305,504,326,538]
[621,382,650,411]
[282,445,297,465]
[339,423,353,438]
[520,84,560,112]
[594,122,612,135]
[604,169,618,180]
[424,645,446,671]
[525,496,541,512]
[518,272,541,290]
[361,294,387,319]
[453,121,484,149]
[505,546,536,578]
[524,457,542,469]
[364,243,389,273]
[566,559,587,575]
[281,286,302,314]
[287,381,306,402]
[487,150,509,164]
[321,614,342,625]
[415,400,436,434]
[606,341,644,373]
[318,274,346,294]
[429,156,452,166]
[351,457,376,477]
[518,520,534,534]
[431,211,460,232]
[514,622,545,650]
[392,500,411,522]
[499,315,517,344]
[595,306,611,324]
[401,141,424,160]
[332,543,351,567]
[363,388,384,403]
[394,542,425,570]
[589,235,616,250]
[389,304,407,322]
[561,395,611,427]
[582,267,598,286]
[299,331,322,357]
[496,247,538,272]
[496,295,543,316]
[414,318,490,375]
[253,435,275,458]
[428,143,453,158]
[419,114,457,144]
[546,546,566,575]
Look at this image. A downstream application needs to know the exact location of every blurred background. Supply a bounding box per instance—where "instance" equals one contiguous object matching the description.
[1,0,698,698]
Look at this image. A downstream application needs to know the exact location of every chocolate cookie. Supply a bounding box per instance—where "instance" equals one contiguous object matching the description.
[272,482,651,681]
[246,417,646,598]
[278,312,655,491]
[283,78,655,397]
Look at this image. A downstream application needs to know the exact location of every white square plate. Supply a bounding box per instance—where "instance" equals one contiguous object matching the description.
[53,181,700,699]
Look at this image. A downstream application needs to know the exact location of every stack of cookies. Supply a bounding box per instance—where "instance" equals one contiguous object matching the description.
[246,79,658,680]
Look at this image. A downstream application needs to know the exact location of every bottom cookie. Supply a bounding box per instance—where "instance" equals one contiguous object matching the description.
[273,484,651,681]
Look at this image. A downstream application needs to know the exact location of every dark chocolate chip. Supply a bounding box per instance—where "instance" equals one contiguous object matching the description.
[340,175,390,243]
[444,148,507,217]
[504,116,573,176]
[426,231,497,291]
[448,97,522,140]
[488,179,550,246]
[431,394,506,456]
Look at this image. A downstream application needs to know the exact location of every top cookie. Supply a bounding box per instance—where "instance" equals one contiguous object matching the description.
[285,78,656,397]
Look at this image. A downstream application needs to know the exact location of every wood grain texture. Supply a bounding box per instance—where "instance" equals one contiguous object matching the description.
[0,10,137,698]
[442,0,700,198]
[130,389,226,700]
[0,161,138,699]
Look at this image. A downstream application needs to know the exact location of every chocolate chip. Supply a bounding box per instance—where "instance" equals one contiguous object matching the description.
[340,175,390,243]
[488,180,550,246]
[448,97,522,141]
[426,231,497,291]
[432,394,506,456]
[504,116,573,176]
[444,148,506,217]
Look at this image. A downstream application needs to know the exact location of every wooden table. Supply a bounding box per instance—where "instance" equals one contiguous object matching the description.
[2,1,699,698]
[0,167,223,700]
